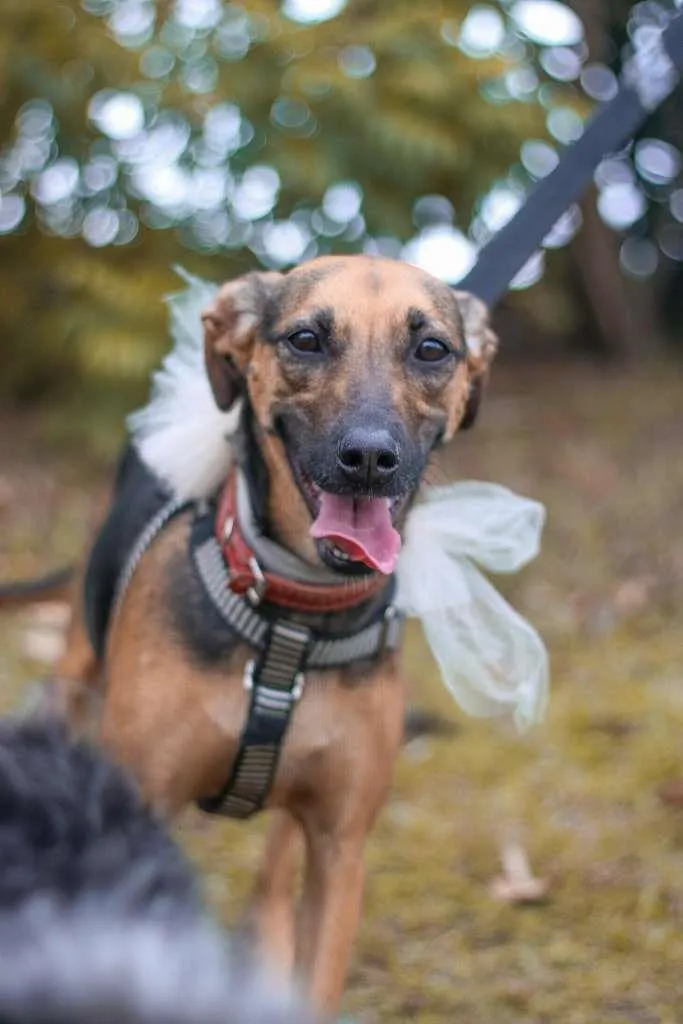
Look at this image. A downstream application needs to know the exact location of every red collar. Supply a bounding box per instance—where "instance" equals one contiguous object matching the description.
[215,473,389,613]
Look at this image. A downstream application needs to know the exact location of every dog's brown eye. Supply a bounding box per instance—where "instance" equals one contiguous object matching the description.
[288,330,321,354]
[414,338,451,363]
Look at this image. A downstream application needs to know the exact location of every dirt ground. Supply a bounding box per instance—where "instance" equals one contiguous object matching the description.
[2,360,683,1024]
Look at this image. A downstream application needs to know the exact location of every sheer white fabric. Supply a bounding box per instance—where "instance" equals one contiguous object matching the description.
[128,269,236,500]
[396,484,548,730]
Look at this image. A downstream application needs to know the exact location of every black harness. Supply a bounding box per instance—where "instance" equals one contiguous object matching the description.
[84,445,402,819]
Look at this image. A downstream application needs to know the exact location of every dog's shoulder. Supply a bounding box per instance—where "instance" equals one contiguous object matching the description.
[162,534,243,670]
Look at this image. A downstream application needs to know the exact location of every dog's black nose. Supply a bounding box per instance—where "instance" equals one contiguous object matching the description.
[337,428,400,487]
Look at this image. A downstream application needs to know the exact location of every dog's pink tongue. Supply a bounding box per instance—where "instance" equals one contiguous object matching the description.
[310,494,401,574]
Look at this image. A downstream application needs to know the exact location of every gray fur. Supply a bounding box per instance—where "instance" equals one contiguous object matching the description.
[0,715,316,1024]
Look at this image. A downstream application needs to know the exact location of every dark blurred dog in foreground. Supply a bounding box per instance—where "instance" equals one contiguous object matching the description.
[0,706,316,1024]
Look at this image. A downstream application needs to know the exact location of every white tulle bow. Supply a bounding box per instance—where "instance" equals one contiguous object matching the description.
[396,483,548,731]
[128,270,233,501]
[129,271,549,733]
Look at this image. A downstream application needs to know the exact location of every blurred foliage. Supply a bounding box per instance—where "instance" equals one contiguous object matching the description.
[1,0,681,407]
[0,0,582,405]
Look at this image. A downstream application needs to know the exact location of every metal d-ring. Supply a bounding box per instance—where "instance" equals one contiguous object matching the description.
[246,556,267,606]
[222,515,235,543]
[380,604,402,651]
[291,671,306,702]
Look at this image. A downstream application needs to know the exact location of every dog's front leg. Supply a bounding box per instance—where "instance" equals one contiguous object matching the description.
[249,810,303,977]
[296,824,367,1015]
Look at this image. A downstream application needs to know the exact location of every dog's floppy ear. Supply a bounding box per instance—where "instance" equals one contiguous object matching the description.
[453,290,498,431]
[201,271,282,411]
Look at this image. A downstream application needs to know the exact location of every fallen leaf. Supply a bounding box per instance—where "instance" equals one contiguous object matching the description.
[0,475,16,510]
[614,576,655,616]
[657,779,683,808]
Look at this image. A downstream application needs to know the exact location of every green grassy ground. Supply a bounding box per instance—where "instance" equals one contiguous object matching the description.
[2,361,683,1023]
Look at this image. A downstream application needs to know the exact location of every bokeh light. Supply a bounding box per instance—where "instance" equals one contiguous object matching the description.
[323,181,363,222]
[598,182,647,231]
[542,205,582,247]
[282,0,347,25]
[89,91,145,140]
[402,226,477,285]
[510,249,545,288]
[0,0,679,288]
[0,195,26,234]
[338,45,376,79]
[456,5,506,58]
[510,1,583,46]
[580,64,618,102]
[635,139,681,186]
[620,236,659,277]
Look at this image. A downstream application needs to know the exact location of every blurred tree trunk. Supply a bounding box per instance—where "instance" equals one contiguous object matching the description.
[568,0,667,358]
[571,187,667,358]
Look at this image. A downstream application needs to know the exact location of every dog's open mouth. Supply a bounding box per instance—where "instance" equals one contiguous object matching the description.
[295,464,406,575]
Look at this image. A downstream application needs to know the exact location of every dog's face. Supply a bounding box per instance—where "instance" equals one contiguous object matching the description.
[202,256,497,572]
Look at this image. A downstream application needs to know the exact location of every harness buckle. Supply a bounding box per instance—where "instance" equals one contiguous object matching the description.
[381,604,402,651]
[243,658,255,692]
[246,556,267,606]
[242,659,306,703]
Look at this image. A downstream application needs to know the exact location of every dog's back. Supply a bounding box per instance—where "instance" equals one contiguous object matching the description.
[0,716,315,1024]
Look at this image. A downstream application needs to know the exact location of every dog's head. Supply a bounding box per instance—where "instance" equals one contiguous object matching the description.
[202,256,497,574]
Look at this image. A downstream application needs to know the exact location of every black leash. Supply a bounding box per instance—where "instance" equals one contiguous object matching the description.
[459,7,683,307]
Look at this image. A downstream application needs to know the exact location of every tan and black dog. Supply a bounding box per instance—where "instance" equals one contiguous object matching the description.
[15,255,498,1015]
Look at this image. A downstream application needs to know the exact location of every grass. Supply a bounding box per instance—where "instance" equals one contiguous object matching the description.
[2,359,683,1022]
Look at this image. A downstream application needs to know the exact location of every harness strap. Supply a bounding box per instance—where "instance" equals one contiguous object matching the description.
[113,496,192,614]
[197,621,311,818]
